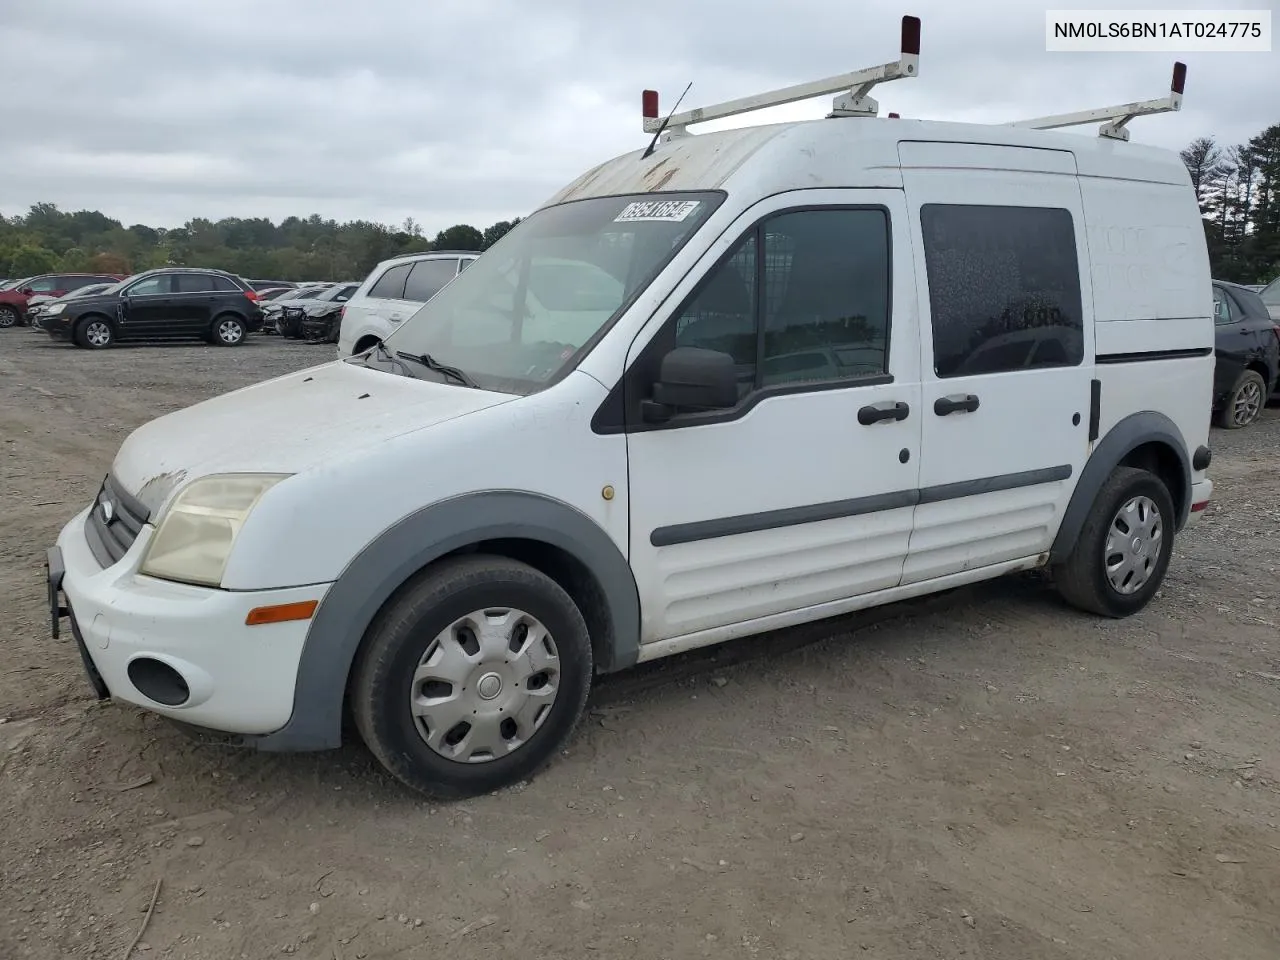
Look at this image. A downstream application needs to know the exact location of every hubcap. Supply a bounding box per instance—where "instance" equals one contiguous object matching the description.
[1104,495,1163,595]
[86,322,110,346]
[410,608,560,764]
[1233,380,1262,426]
[218,320,243,343]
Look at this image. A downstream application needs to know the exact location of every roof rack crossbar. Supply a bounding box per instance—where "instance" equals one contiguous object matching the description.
[1006,62,1186,142]
[642,14,920,139]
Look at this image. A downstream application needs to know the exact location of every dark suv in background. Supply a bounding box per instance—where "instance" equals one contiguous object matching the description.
[0,273,124,328]
[1212,280,1280,428]
[42,268,264,349]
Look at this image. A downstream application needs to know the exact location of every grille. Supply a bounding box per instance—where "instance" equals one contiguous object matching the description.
[84,474,151,568]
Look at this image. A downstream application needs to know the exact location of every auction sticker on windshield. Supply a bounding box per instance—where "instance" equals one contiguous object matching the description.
[614,199,701,222]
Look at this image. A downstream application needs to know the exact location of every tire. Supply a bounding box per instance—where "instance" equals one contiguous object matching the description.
[211,314,246,346]
[351,554,593,799]
[74,316,115,349]
[1216,370,1266,429]
[1053,466,1176,618]
[0,305,19,328]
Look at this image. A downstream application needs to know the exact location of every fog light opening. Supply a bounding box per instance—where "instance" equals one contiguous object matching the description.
[127,657,191,707]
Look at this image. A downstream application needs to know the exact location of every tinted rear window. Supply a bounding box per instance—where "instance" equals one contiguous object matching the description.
[368,263,412,299]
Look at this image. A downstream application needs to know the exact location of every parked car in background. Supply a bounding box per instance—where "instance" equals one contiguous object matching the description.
[1211,280,1280,428]
[256,286,305,303]
[247,279,298,293]
[0,272,124,328]
[26,283,115,330]
[337,250,478,356]
[41,267,264,348]
[275,282,360,338]
[261,284,334,334]
[1258,276,1280,322]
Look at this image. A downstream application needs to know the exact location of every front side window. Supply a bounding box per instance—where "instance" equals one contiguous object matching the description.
[127,275,171,297]
[673,207,891,394]
[368,263,412,299]
[921,204,1083,378]
[383,192,722,395]
[27,276,59,293]
[403,259,458,302]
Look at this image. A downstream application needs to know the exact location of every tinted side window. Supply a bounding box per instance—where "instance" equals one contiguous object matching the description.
[673,208,891,394]
[403,259,459,302]
[27,276,59,292]
[1227,286,1267,321]
[176,274,218,292]
[210,275,241,292]
[759,209,889,385]
[921,204,1083,378]
[368,263,412,299]
[674,233,758,396]
[61,276,91,291]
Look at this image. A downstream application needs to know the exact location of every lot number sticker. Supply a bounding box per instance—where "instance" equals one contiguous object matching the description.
[614,199,701,222]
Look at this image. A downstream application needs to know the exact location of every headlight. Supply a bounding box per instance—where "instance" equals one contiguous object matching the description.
[47,304,65,316]
[139,473,289,587]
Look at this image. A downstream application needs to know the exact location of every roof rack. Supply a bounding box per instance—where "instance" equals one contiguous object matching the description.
[641,14,920,140]
[1006,61,1186,142]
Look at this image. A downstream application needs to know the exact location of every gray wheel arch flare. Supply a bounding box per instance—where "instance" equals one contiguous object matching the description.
[252,491,641,752]
[1050,410,1193,565]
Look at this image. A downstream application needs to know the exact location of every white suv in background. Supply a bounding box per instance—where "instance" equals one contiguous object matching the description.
[337,250,478,356]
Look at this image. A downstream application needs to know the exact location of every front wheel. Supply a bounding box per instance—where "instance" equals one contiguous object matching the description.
[1053,466,1176,618]
[351,555,593,799]
[75,317,115,349]
[1217,370,1266,429]
[0,305,19,328]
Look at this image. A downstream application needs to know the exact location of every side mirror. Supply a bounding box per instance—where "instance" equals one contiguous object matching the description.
[642,346,738,423]
[20,287,34,296]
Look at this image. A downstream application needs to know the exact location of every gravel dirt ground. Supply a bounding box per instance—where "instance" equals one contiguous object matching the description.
[2,330,1279,960]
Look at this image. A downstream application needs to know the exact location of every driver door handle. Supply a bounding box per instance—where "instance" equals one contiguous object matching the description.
[934,394,980,416]
[857,401,910,425]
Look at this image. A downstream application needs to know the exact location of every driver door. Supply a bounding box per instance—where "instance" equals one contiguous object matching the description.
[621,190,923,646]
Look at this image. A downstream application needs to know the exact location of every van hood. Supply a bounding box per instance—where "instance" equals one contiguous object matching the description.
[113,359,514,513]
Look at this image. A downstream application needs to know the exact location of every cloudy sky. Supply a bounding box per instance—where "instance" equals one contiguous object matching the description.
[1,0,1275,234]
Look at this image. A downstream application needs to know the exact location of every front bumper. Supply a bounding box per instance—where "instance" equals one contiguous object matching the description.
[43,317,74,340]
[48,506,330,736]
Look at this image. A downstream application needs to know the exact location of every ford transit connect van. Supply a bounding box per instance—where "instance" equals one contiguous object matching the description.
[46,19,1214,798]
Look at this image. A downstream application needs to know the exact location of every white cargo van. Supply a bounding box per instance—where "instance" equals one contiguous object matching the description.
[47,18,1215,798]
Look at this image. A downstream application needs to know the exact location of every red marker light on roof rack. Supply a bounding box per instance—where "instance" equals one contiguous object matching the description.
[642,89,659,119]
[888,112,900,118]
[900,15,921,56]
[1171,61,1186,95]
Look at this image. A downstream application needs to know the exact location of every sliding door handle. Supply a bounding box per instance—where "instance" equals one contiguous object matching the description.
[857,401,910,425]
[934,394,980,416]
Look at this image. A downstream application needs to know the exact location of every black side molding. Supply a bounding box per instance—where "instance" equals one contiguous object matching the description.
[1096,347,1212,365]
[650,465,1073,547]
[1088,379,1101,442]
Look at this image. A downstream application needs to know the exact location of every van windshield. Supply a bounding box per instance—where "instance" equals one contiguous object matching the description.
[380,192,722,394]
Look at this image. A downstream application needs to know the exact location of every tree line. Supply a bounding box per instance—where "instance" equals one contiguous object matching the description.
[1181,121,1280,285]
[0,204,522,282]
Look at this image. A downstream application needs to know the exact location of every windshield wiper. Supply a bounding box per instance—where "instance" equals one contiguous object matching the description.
[359,340,415,378]
[396,351,479,388]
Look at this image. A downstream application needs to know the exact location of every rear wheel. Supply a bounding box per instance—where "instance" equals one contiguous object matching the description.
[351,555,593,799]
[1053,466,1175,617]
[212,315,246,346]
[75,317,115,349]
[1217,370,1265,429]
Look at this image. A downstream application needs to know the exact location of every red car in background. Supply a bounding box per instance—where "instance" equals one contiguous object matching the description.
[0,273,125,328]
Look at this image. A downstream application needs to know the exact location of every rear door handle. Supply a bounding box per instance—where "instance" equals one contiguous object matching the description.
[857,401,910,425]
[934,394,980,416]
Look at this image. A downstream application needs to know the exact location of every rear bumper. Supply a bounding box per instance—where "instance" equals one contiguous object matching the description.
[1183,478,1213,529]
